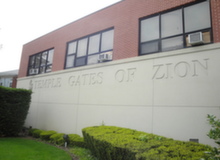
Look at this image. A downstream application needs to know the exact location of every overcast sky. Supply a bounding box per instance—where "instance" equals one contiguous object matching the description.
[0,0,121,72]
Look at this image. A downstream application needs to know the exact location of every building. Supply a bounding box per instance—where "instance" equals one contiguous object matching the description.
[0,69,18,88]
[17,0,220,146]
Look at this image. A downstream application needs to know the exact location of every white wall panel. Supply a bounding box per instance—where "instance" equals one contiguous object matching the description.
[17,43,220,146]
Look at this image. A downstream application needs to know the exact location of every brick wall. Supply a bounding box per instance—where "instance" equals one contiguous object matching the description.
[18,0,219,78]
[211,0,220,43]
[12,76,17,88]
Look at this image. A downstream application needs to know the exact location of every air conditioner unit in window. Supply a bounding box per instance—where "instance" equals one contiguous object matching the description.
[188,32,204,45]
[30,68,38,74]
[99,51,113,62]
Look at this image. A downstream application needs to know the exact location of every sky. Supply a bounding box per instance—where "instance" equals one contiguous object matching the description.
[0,0,121,72]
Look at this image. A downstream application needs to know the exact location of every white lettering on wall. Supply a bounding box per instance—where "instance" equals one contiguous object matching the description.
[30,77,62,90]
[28,59,208,90]
[152,58,209,79]
[115,68,136,83]
[68,72,103,86]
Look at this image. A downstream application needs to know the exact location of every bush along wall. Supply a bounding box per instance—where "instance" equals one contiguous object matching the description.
[206,114,220,159]
[82,126,212,160]
[28,128,86,147]
[0,86,32,136]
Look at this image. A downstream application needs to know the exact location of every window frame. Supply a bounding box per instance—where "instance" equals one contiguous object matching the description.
[65,28,114,69]
[139,0,212,55]
[27,48,54,76]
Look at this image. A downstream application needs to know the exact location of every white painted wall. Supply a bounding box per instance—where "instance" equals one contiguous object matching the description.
[17,43,220,146]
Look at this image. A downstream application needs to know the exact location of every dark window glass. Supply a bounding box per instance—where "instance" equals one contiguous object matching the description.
[77,38,88,57]
[140,1,212,55]
[88,54,100,65]
[47,50,54,65]
[101,30,114,51]
[141,41,159,54]
[161,9,183,38]
[184,1,211,32]
[28,49,54,76]
[29,56,35,66]
[162,36,184,52]
[41,51,47,66]
[35,54,41,68]
[141,16,159,42]
[76,57,87,66]
[39,66,46,74]
[65,28,114,69]
[67,41,77,55]
[88,34,100,54]
[65,55,75,68]
[46,65,52,72]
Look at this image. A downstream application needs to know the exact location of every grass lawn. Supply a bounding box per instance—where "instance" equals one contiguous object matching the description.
[70,147,97,160]
[0,138,72,160]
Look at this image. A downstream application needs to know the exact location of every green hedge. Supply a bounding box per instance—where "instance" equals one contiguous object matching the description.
[31,129,44,138]
[40,130,57,140]
[28,128,86,148]
[69,134,86,148]
[82,126,212,160]
[0,86,32,136]
[50,133,65,145]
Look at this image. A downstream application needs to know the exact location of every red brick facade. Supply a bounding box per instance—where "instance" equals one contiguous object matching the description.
[12,76,17,88]
[211,0,220,43]
[18,0,220,78]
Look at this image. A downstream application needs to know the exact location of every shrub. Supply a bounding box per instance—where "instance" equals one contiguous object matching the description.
[32,129,43,138]
[0,86,32,136]
[50,133,65,145]
[40,130,57,141]
[206,114,220,159]
[82,126,212,160]
[28,128,38,136]
[69,134,86,148]
[28,128,85,148]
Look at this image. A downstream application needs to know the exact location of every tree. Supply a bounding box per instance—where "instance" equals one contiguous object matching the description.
[207,114,220,159]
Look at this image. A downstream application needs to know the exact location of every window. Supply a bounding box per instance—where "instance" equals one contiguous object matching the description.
[9,81,12,88]
[28,48,54,76]
[65,28,114,69]
[140,1,212,55]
